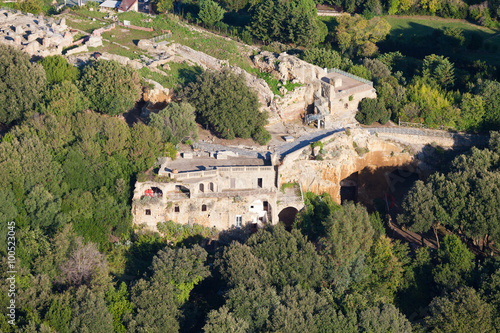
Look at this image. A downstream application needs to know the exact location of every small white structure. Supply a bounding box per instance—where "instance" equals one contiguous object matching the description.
[100,0,121,10]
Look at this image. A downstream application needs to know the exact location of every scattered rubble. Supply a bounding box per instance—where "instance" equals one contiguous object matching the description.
[0,10,72,56]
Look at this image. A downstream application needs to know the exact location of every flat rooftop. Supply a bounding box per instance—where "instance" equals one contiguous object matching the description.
[161,154,269,173]
[322,72,372,95]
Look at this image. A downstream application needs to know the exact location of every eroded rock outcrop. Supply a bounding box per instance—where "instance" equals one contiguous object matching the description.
[279,129,417,204]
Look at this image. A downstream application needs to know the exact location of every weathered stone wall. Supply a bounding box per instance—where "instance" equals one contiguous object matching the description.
[132,165,279,230]
[99,52,143,69]
[329,88,377,119]
[254,51,376,125]
[132,180,278,231]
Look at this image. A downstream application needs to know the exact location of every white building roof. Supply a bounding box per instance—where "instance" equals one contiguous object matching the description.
[100,0,120,8]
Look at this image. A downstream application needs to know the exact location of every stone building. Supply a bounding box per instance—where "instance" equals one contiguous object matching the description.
[253,51,377,126]
[132,151,304,231]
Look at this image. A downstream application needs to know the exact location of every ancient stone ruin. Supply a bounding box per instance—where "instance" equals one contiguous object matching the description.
[0,11,72,56]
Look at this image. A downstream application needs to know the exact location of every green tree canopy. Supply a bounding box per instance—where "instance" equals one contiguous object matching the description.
[155,0,173,13]
[355,98,390,125]
[478,80,500,130]
[203,306,250,333]
[425,287,494,333]
[301,48,342,69]
[214,241,269,289]
[40,55,79,84]
[78,60,142,116]
[433,234,475,290]
[320,202,375,290]
[358,303,412,333]
[422,54,455,89]
[335,15,391,56]
[69,287,114,333]
[148,102,198,145]
[181,70,269,143]
[246,225,324,290]
[148,245,210,303]
[198,0,225,27]
[39,81,88,116]
[0,44,46,125]
[250,0,326,46]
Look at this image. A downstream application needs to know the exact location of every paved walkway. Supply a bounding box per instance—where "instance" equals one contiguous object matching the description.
[197,142,268,159]
[198,125,490,161]
[365,127,489,146]
[274,128,345,157]
[198,128,347,159]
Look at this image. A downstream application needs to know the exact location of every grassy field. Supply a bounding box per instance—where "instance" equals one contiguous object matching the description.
[65,16,108,33]
[384,16,498,41]
[140,62,202,90]
[65,11,255,72]
[384,15,500,64]
[157,62,203,89]
[72,8,108,20]
[97,41,143,59]
[101,28,156,52]
[117,12,255,72]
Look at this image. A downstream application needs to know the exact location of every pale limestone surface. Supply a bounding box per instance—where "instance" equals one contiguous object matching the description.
[0,10,72,56]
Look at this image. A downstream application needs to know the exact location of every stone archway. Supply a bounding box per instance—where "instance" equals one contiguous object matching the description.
[278,207,299,230]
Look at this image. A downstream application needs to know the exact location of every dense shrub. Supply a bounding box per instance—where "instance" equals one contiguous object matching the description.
[0,44,46,125]
[181,70,270,143]
[355,98,391,125]
[78,60,142,116]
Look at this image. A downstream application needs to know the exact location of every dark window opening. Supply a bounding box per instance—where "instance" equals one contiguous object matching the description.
[209,182,214,192]
[174,206,180,213]
[344,103,348,109]
[257,178,263,188]
[199,183,204,192]
[202,204,207,212]
[144,187,163,197]
[145,209,151,215]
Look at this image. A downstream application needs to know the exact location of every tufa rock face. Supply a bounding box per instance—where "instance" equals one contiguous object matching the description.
[253,51,327,85]
[279,129,416,205]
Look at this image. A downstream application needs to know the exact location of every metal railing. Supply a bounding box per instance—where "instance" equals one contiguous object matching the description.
[164,165,273,180]
[195,188,276,198]
[327,68,373,86]
[365,127,490,145]
[150,33,171,43]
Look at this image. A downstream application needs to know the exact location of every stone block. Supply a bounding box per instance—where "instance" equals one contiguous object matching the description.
[24,41,39,54]
[86,35,103,48]
[65,44,88,55]
[215,153,227,160]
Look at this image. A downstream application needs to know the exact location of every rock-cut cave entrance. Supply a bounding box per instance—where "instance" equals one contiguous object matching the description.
[340,172,358,203]
[278,207,299,230]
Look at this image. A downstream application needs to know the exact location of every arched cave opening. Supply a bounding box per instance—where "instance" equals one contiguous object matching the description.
[278,207,299,231]
[340,172,358,203]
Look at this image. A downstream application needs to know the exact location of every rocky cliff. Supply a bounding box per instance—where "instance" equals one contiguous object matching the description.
[279,129,418,205]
